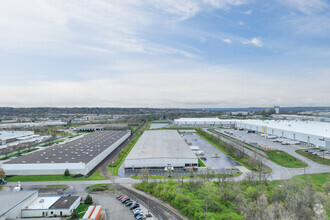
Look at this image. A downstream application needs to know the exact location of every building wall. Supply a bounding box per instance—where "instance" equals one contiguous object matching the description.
[236,122,328,149]
[125,157,198,168]
[0,192,38,220]
[2,162,86,175]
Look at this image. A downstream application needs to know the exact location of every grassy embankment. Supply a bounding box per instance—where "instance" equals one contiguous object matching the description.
[76,203,89,219]
[210,129,307,168]
[296,149,330,166]
[5,168,105,182]
[109,123,146,176]
[87,183,113,192]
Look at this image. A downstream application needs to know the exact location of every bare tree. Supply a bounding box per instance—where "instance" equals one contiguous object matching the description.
[217,168,233,184]
[0,168,5,178]
[140,168,149,183]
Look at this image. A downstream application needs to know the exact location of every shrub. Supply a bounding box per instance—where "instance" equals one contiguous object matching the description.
[84,194,93,205]
[64,169,70,176]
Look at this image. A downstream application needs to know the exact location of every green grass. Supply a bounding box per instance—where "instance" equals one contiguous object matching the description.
[266,150,308,168]
[46,184,68,187]
[5,172,105,182]
[198,158,206,167]
[87,183,113,192]
[76,203,89,219]
[292,173,330,186]
[0,148,38,160]
[86,168,106,180]
[0,186,2,190]
[130,172,242,179]
[109,123,147,176]
[296,149,330,166]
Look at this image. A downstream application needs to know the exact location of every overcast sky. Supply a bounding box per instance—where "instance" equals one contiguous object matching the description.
[0,0,329,108]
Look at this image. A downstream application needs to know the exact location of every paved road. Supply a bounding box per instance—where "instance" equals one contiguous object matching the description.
[208,129,330,180]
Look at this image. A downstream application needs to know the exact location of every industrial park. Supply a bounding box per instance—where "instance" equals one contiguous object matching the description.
[1,0,330,219]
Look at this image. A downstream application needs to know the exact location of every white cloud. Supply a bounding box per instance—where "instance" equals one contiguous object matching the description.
[242,37,263,47]
[239,21,245,25]
[243,9,252,15]
[283,0,328,14]
[222,38,232,44]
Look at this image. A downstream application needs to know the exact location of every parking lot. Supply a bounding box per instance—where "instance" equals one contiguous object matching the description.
[184,133,240,169]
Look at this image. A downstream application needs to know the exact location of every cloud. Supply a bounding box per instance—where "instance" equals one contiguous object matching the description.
[242,37,263,47]
[222,38,232,44]
[282,0,328,14]
[243,9,252,15]
[239,21,245,25]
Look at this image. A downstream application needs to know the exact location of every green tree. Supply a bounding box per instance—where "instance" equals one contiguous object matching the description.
[64,169,70,176]
[85,194,93,205]
[70,209,79,219]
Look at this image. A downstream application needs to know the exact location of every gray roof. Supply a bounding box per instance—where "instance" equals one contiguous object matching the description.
[0,191,37,217]
[125,130,197,160]
[76,124,128,130]
[49,196,80,209]
[5,130,130,164]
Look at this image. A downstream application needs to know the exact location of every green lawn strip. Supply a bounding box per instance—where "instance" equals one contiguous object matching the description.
[46,184,68,187]
[109,123,147,176]
[130,172,242,180]
[5,172,105,182]
[0,186,2,190]
[296,149,330,166]
[266,150,307,168]
[197,131,271,173]
[86,168,106,180]
[198,158,206,167]
[292,173,330,185]
[0,148,39,160]
[76,203,89,219]
[87,183,113,192]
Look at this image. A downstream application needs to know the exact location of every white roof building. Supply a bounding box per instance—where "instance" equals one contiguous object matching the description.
[125,130,198,168]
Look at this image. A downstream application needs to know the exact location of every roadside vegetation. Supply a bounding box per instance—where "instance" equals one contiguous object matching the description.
[267,150,307,168]
[135,173,330,220]
[87,183,113,192]
[296,149,330,166]
[210,129,307,168]
[198,158,206,167]
[197,129,271,173]
[0,148,38,160]
[5,172,104,182]
[109,123,146,175]
[87,168,106,180]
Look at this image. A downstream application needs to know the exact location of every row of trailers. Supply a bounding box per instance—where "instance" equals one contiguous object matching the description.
[82,206,103,220]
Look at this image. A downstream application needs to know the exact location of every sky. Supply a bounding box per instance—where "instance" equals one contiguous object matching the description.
[0,0,329,108]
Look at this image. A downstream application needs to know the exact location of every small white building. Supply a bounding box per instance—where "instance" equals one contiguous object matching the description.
[22,196,81,218]
[174,118,235,127]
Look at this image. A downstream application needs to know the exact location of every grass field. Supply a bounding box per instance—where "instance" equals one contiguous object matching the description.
[130,172,242,180]
[267,150,308,168]
[5,171,105,182]
[292,173,330,185]
[76,203,89,219]
[87,168,106,180]
[296,149,330,166]
[198,158,206,167]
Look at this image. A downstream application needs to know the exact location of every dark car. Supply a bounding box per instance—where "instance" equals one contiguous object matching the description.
[125,201,133,206]
[122,198,130,203]
[130,203,140,210]
[116,194,123,199]
[124,199,131,205]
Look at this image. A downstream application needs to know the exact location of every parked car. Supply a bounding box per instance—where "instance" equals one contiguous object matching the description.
[146,213,152,218]
[133,208,142,214]
[130,203,140,210]
[116,194,123,199]
[119,196,128,201]
[136,214,143,219]
[126,201,133,206]
[124,199,131,205]
[134,211,143,216]
[0,178,7,185]
[122,198,130,203]
[117,195,125,200]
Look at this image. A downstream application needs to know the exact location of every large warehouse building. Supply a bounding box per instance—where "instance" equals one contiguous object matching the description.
[2,130,130,175]
[125,130,198,169]
[0,131,34,145]
[174,118,235,127]
[235,120,330,150]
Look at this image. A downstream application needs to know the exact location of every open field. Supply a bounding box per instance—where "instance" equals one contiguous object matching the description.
[296,149,330,166]
[267,150,308,168]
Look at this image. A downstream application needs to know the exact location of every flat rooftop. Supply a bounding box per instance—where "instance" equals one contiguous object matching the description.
[25,197,60,209]
[175,118,221,122]
[76,124,128,130]
[5,130,130,164]
[236,120,330,138]
[0,191,37,216]
[0,131,33,139]
[50,196,80,209]
[126,130,197,160]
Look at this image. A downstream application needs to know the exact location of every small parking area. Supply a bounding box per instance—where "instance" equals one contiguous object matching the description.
[184,133,240,169]
[303,149,330,159]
